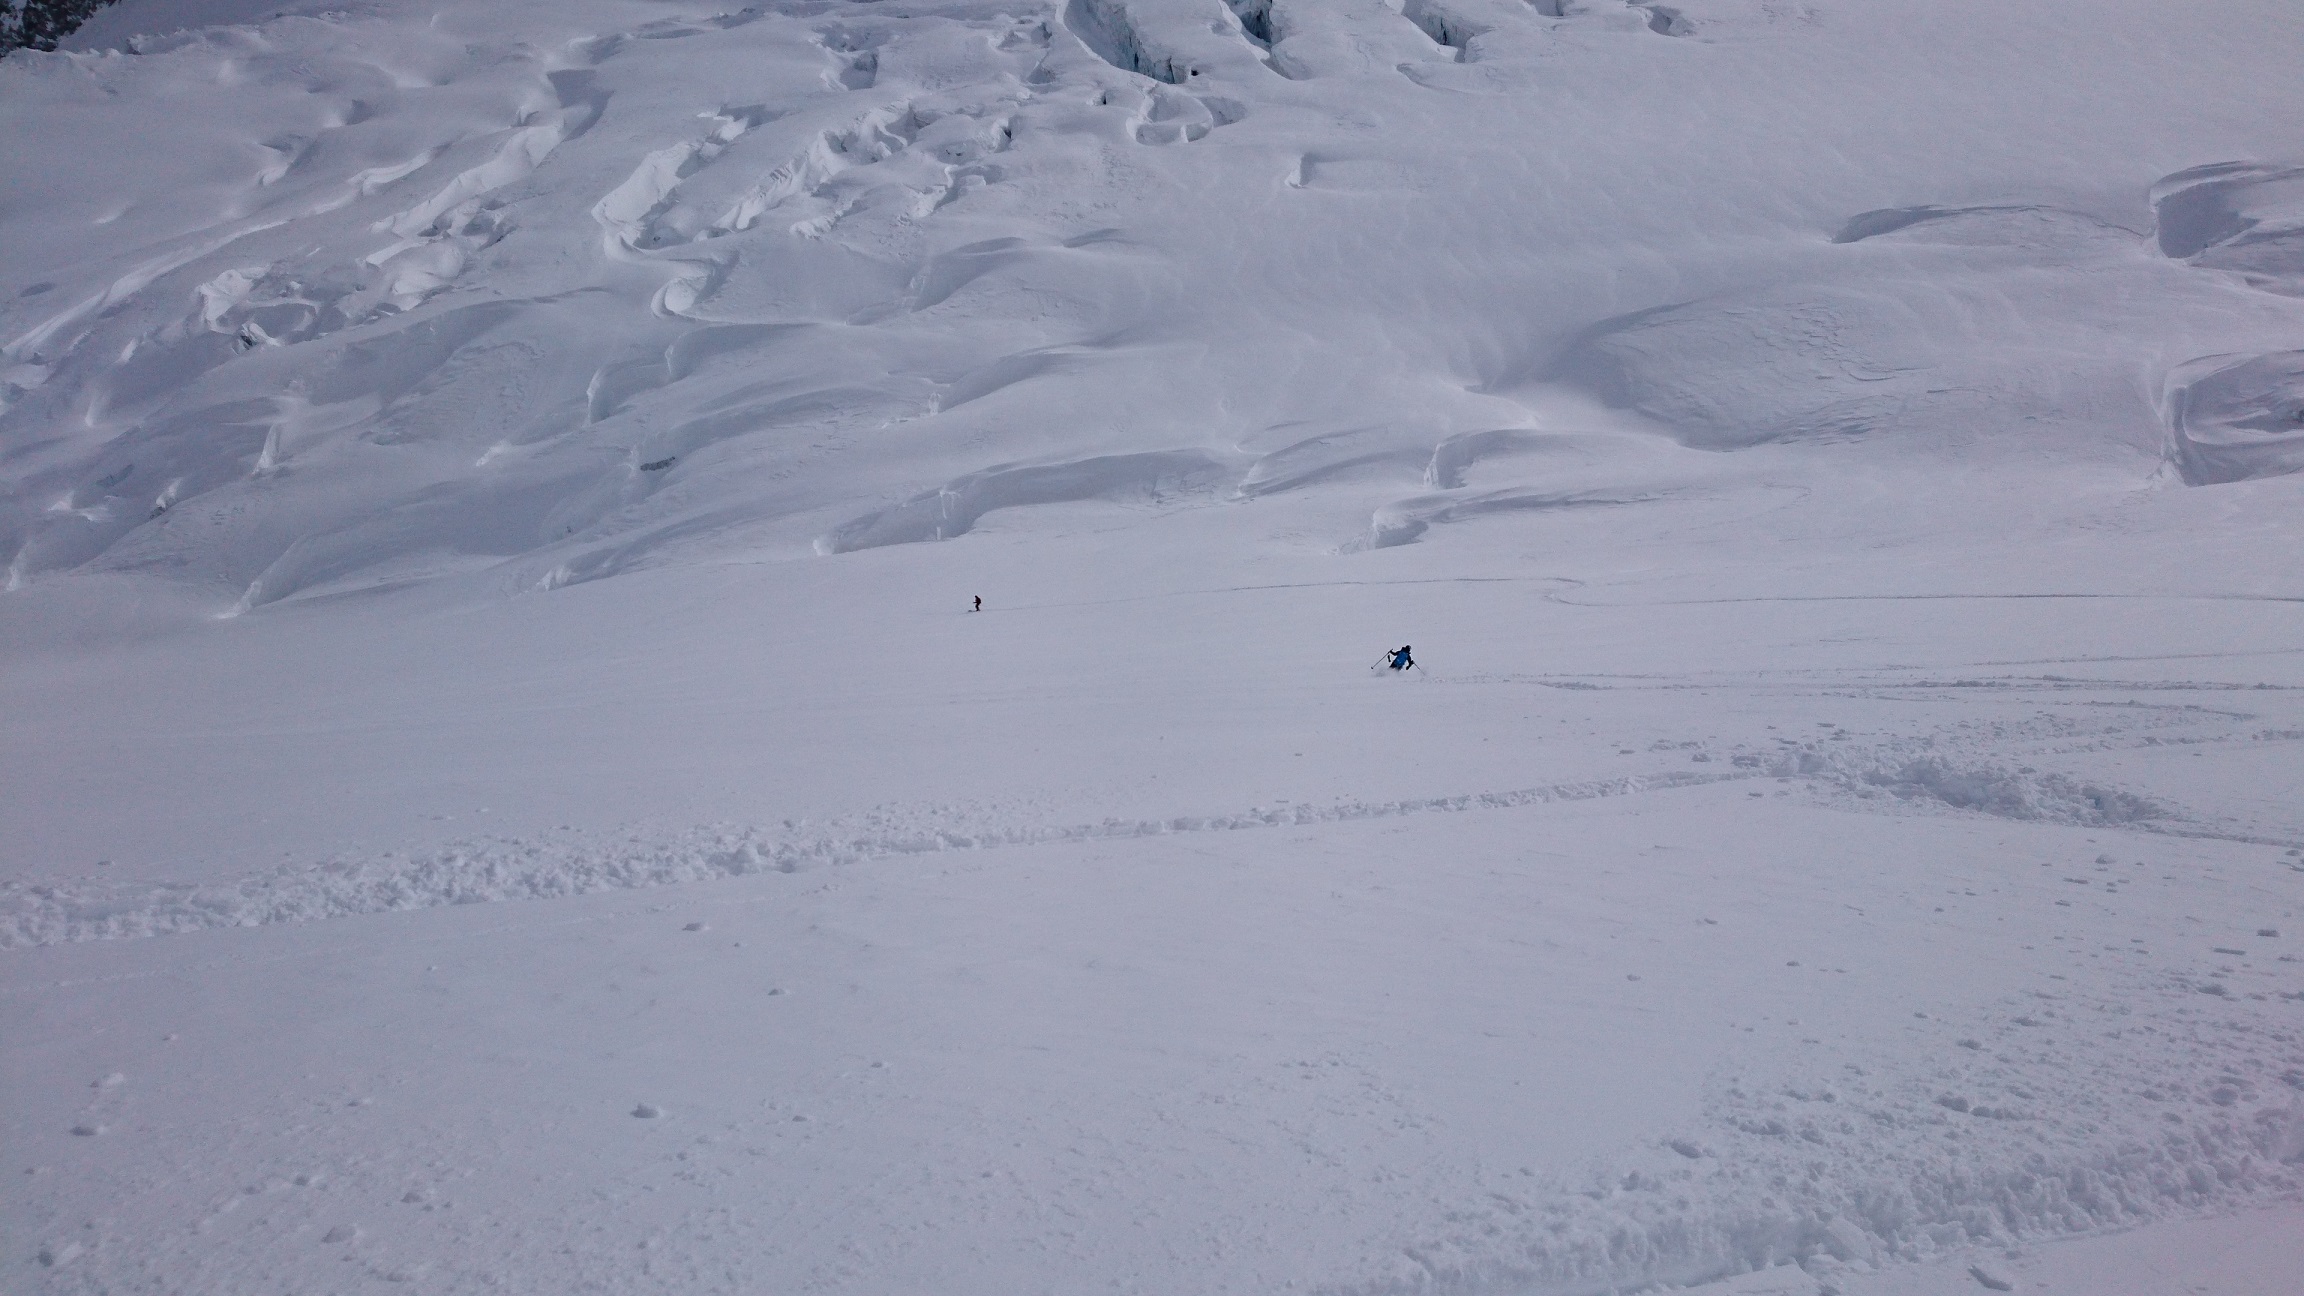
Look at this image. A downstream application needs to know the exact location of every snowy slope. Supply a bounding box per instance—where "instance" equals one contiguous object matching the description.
[9,0,2304,609]
[4,0,2304,1292]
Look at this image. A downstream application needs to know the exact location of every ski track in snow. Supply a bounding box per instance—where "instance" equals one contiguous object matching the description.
[1347,1051,2304,1296]
[10,698,2297,950]
[8,699,2301,1296]
[5,767,1747,946]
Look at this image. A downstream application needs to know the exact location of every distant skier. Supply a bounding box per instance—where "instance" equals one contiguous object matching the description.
[1387,644,1414,671]
[973,595,982,612]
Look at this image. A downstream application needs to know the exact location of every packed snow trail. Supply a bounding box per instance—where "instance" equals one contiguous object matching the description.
[11,675,2302,947]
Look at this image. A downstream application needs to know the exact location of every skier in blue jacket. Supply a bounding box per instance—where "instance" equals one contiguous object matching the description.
[1388,644,1414,671]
